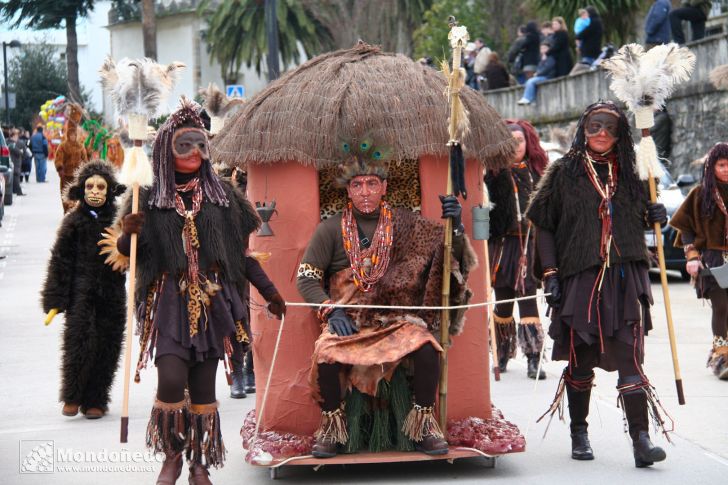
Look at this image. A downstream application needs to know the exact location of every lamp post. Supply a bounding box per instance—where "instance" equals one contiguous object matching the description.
[3,40,21,124]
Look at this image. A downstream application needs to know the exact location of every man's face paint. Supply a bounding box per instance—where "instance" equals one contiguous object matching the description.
[84,174,108,207]
[173,128,209,173]
[585,110,619,154]
[347,175,387,214]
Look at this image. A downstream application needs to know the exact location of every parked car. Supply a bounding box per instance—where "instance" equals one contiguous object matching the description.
[645,168,697,279]
[0,129,11,214]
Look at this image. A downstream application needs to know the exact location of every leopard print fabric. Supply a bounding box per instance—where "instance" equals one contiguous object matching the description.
[318,159,422,220]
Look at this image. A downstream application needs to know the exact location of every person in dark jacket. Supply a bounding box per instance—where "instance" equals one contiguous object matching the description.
[8,129,25,196]
[548,17,574,77]
[20,129,32,182]
[644,0,672,47]
[575,6,603,65]
[670,0,711,45]
[508,23,540,84]
[483,52,511,90]
[650,107,672,161]
[30,125,49,183]
[518,42,556,105]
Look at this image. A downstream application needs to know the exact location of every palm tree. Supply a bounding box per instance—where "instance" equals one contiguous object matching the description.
[0,0,96,104]
[199,0,335,83]
[532,0,645,46]
[141,0,157,59]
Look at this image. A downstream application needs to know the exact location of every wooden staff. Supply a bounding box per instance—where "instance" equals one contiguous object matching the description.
[641,128,685,405]
[439,17,469,432]
[120,139,153,441]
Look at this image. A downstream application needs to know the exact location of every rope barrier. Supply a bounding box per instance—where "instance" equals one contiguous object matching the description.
[283,292,550,312]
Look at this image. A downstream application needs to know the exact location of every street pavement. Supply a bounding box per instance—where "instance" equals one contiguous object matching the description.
[0,168,726,484]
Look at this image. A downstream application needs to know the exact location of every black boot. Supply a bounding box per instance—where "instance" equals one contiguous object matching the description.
[620,377,666,468]
[230,370,246,399]
[526,354,546,380]
[566,373,594,460]
[243,370,256,394]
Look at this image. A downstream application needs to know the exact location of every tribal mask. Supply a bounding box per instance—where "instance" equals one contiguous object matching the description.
[83,174,108,207]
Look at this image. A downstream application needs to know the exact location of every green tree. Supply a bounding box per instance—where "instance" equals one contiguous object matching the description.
[412,0,490,61]
[0,0,96,104]
[530,0,645,46]
[199,0,335,83]
[7,43,69,129]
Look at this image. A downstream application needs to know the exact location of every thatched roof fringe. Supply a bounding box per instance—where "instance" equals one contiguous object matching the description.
[212,43,516,171]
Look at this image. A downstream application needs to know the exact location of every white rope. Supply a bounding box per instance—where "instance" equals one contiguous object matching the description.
[253,313,287,445]
[284,293,549,312]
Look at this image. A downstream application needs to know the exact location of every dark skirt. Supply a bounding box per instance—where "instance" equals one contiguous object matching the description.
[489,235,537,293]
[549,261,653,371]
[147,273,245,363]
[696,250,727,299]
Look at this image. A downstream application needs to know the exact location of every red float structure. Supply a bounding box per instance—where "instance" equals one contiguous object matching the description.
[212,43,525,478]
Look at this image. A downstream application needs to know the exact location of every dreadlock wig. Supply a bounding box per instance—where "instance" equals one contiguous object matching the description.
[563,101,644,200]
[700,143,728,217]
[148,99,228,209]
[505,119,548,175]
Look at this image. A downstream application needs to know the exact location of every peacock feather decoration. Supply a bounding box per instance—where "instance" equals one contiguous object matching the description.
[335,136,392,188]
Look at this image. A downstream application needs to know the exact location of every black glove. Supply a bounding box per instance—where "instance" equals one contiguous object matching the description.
[267,293,286,319]
[646,202,667,226]
[544,274,561,309]
[439,195,464,234]
[121,212,145,235]
[327,308,358,337]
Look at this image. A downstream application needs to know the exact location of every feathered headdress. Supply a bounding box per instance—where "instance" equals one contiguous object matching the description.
[198,83,245,135]
[99,57,185,120]
[335,137,391,188]
[602,43,695,179]
[709,64,728,90]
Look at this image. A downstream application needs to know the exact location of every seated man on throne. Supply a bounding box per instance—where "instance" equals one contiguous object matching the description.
[296,140,478,458]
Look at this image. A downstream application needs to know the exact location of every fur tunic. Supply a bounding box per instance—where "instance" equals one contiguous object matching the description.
[117,180,260,307]
[526,157,650,278]
[485,163,540,239]
[670,184,728,251]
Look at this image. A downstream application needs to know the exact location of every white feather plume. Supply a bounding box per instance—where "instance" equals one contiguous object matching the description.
[710,64,728,90]
[99,57,186,118]
[602,43,695,112]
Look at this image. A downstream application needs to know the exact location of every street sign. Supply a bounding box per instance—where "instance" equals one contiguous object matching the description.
[226,85,245,98]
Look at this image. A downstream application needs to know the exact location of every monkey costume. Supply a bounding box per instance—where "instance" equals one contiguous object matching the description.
[41,161,127,419]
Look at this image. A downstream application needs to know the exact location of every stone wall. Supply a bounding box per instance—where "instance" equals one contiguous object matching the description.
[482,35,728,177]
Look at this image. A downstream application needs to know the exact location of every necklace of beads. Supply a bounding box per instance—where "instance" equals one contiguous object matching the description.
[341,200,394,292]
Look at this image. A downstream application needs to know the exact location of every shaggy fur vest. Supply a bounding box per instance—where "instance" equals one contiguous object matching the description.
[526,156,650,278]
[486,163,541,239]
[670,184,728,251]
[117,181,260,304]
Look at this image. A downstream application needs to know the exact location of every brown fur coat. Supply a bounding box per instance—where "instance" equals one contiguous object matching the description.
[670,185,728,251]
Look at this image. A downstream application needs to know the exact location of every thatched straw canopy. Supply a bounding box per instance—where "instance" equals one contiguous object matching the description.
[211,43,516,170]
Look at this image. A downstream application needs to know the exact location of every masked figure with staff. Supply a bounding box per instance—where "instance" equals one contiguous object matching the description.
[526,101,671,468]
